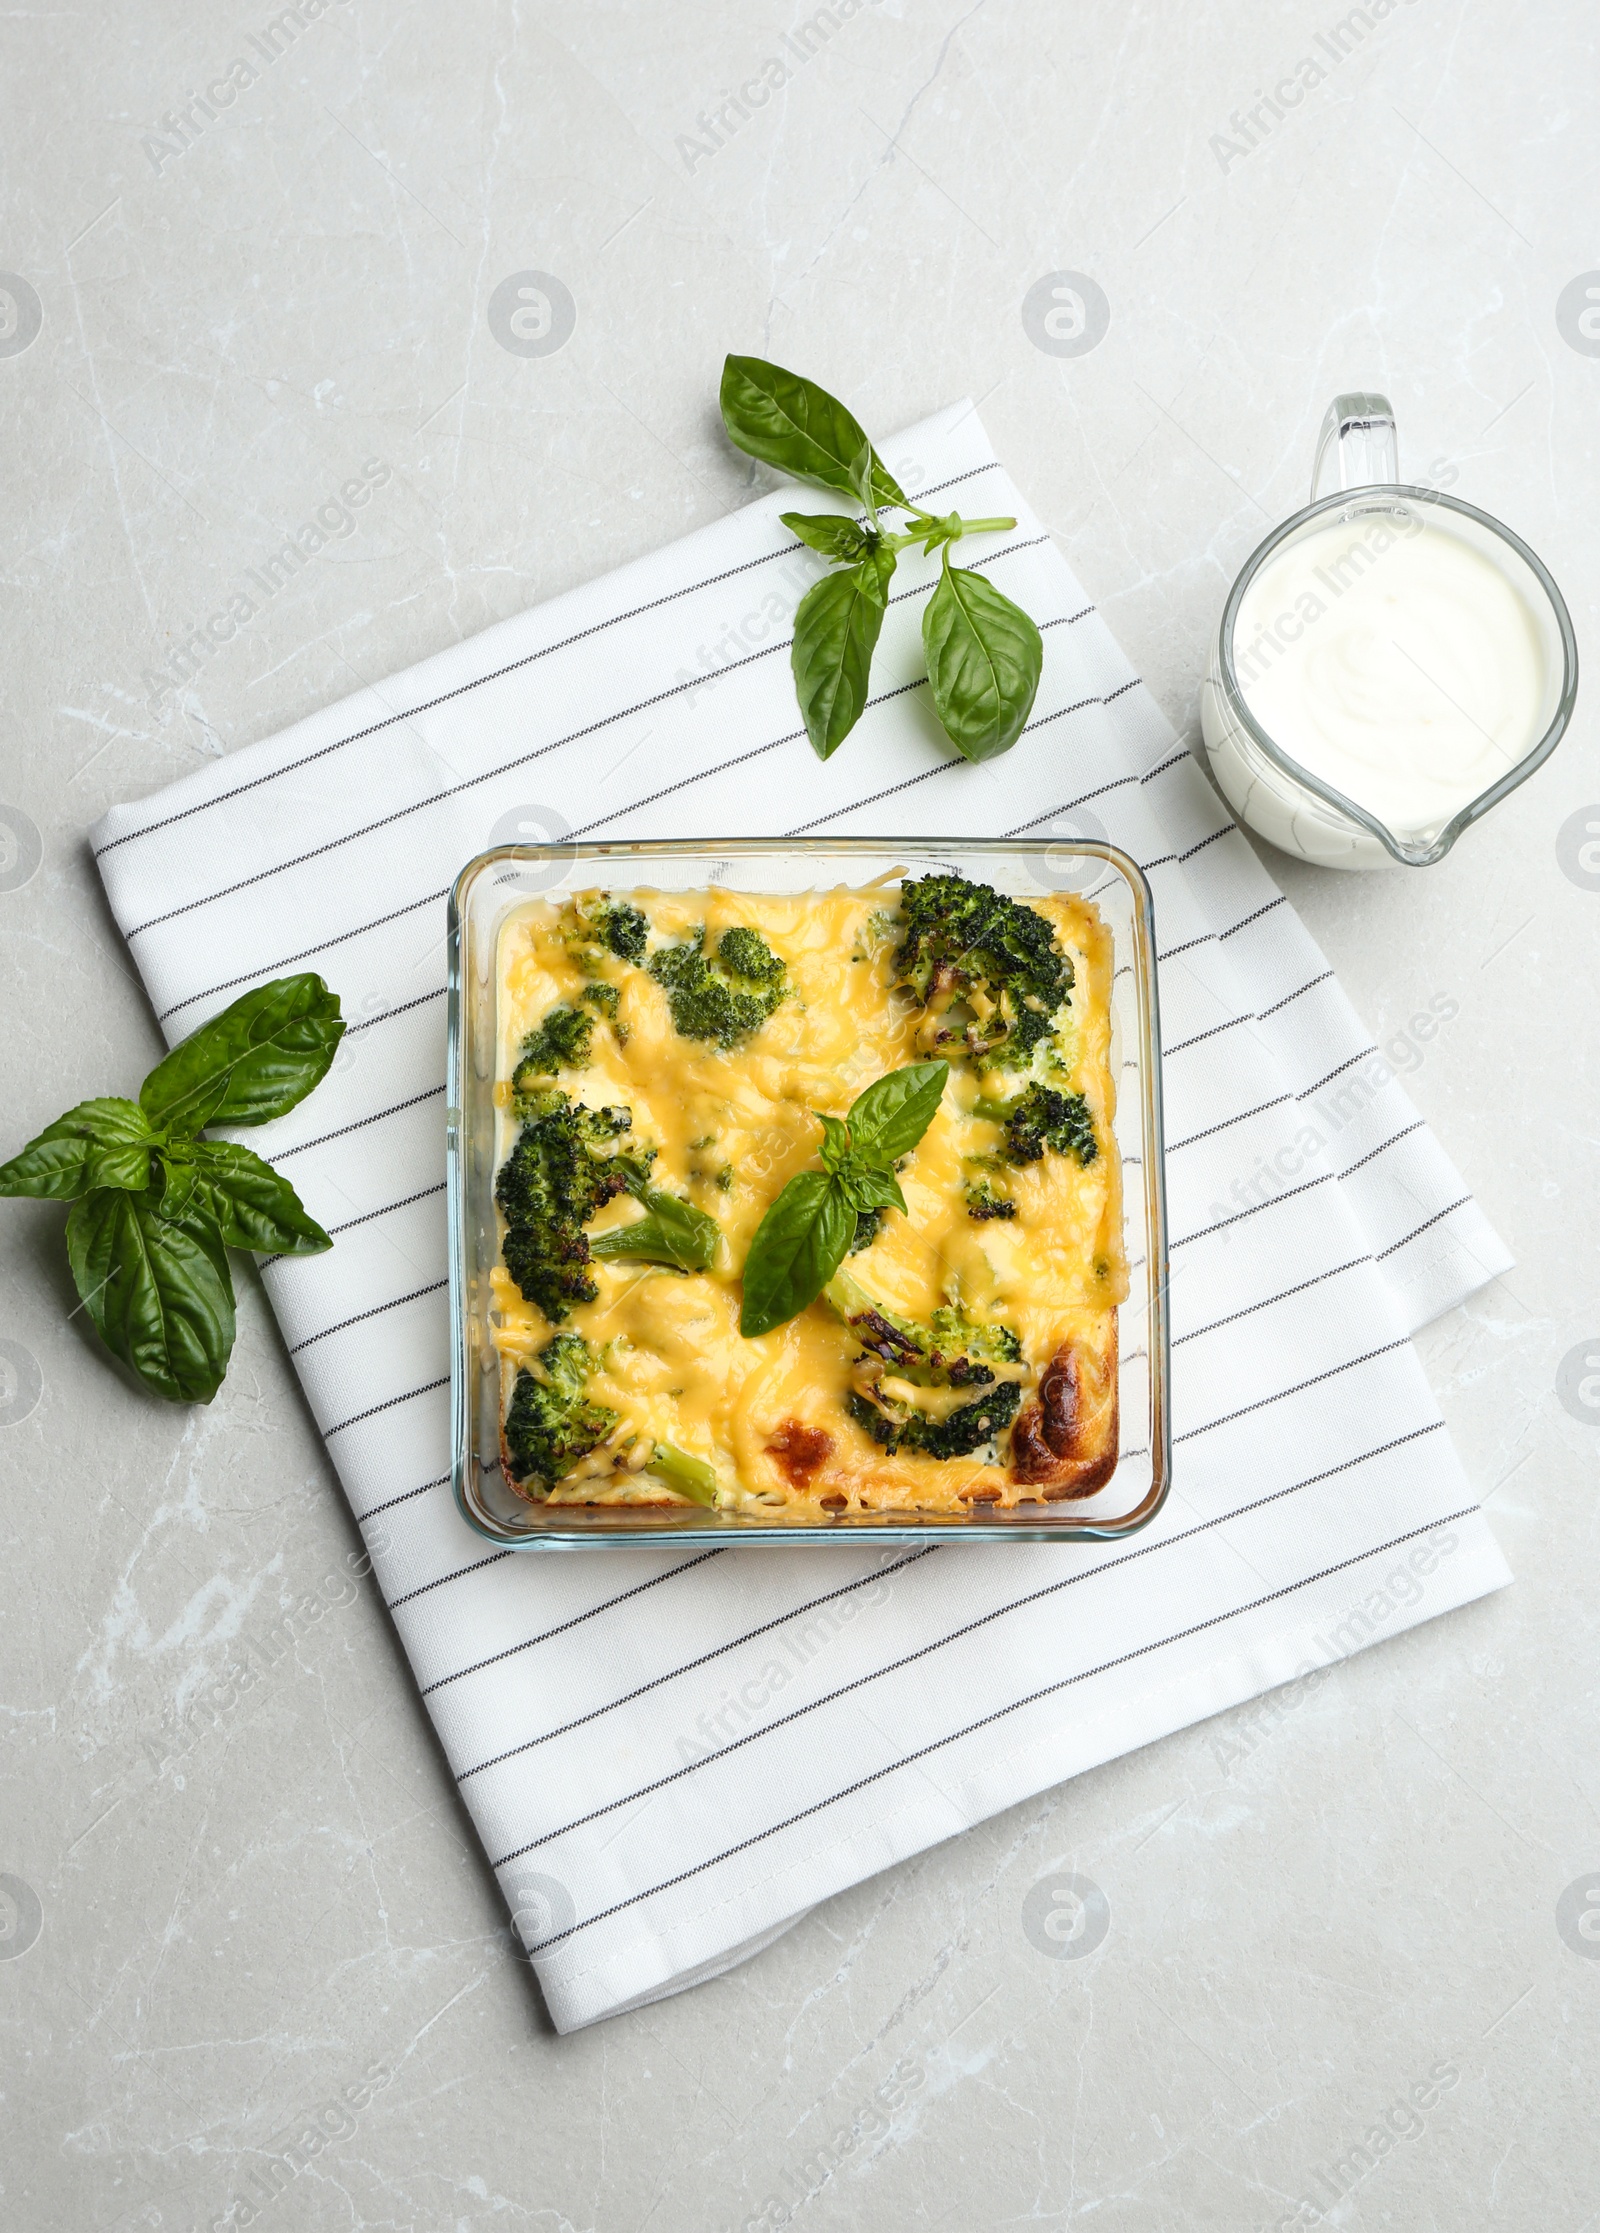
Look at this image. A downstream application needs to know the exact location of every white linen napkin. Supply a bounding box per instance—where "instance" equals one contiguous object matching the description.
[92,402,1513,2033]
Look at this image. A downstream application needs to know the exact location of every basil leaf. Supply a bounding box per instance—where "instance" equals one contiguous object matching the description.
[846,1060,949,1166]
[922,559,1044,762]
[815,1113,853,1170]
[66,1185,236,1403]
[791,547,896,761]
[834,1160,907,1217]
[720,356,908,509]
[781,512,877,563]
[140,973,345,1135]
[163,1141,332,1255]
[591,1187,719,1272]
[739,1171,856,1338]
[0,1098,158,1200]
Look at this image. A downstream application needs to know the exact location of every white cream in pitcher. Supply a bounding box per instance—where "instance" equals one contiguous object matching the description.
[1232,511,1547,835]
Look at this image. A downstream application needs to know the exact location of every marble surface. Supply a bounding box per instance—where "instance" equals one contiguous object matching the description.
[2,1,1597,2226]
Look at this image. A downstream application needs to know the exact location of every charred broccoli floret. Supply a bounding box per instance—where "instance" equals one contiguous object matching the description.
[826,1271,1023,1457]
[648,925,788,1047]
[495,1088,654,1322]
[984,1081,1099,1168]
[893,873,1072,1066]
[963,1176,1018,1221]
[824,1269,1020,1387]
[848,1377,1022,1460]
[504,1333,618,1489]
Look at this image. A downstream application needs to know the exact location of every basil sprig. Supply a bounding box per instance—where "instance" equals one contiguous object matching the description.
[719,355,1044,763]
[738,1062,947,1338]
[0,974,343,1403]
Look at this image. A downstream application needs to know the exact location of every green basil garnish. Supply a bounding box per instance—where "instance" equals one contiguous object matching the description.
[718,356,1038,764]
[138,972,345,1133]
[159,1140,333,1256]
[720,356,908,509]
[739,1171,858,1340]
[0,1098,160,1200]
[0,974,342,1404]
[65,1184,238,1406]
[841,1061,948,1166]
[922,552,1044,762]
[832,1161,906,1217]
[738,1061,947,1338]
[790,546,897,760]
[780,511,880,563]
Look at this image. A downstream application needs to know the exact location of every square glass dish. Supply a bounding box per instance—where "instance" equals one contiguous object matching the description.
[447,837,1169,1546]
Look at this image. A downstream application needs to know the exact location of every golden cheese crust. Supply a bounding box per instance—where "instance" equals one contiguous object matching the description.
[1010,1329,1120,1499]
[491,883,1124,1519]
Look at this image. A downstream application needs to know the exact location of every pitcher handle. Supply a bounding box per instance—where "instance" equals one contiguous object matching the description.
[1311,392,1398,499]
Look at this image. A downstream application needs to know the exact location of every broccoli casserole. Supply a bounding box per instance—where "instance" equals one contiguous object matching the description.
[489,872,1124,1519]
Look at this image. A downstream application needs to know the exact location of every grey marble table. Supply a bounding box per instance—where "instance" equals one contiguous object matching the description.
[3,3,1597,2227]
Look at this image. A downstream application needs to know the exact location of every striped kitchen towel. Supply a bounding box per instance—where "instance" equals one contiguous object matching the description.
[92,400,1513,2033]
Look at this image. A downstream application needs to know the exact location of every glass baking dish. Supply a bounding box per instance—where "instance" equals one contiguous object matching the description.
[447,837,1169,1546]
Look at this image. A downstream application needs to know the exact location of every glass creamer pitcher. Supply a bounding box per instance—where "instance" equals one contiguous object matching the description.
[1199,393,1578,869]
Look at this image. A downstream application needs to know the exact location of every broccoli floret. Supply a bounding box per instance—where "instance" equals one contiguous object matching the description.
[848,1206,886,1253]
[512,983,630,1090]
[848,1377,1022,1460]
[824,1269,1017,1387]
[850,908,900,965]
[560,891,649,968]
[714,924,785,988]
[495,1088,654,1322]
[827,1271,1023,1455]
[989,1081,1099,1168]
[963,1177,1017,1222]
[513,1003,595,1084]
[571,893,647,963]
[586,980,627,1043]
[504,1333,618,1489]
[649,925,788,1047]
[893,873,1072,1067]
[598,901,648,962]
[929,1306,1022,1368]
[599,905,646,962]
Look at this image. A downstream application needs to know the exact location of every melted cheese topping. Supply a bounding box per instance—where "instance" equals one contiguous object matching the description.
[490,885,1124,1519]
